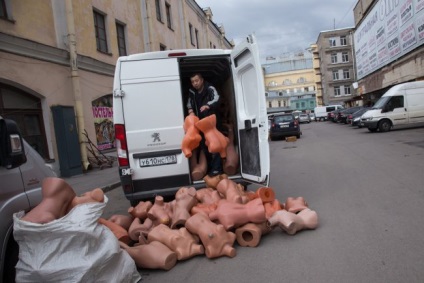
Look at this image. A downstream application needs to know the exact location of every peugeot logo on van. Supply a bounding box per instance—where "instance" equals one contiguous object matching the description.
[152,133,161,142]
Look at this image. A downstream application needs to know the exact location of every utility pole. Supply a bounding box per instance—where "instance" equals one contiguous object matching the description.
[65,0,90,170]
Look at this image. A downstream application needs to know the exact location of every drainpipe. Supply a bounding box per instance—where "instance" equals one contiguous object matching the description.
[65,0,90,170]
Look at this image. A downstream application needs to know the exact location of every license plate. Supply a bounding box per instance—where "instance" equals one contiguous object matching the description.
[139,155,177,167]
[280,124,289,128]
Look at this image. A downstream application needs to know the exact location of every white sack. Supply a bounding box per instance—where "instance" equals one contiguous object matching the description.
[13,196,141,283]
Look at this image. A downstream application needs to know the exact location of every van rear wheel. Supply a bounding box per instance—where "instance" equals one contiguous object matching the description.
[378,120,391,132]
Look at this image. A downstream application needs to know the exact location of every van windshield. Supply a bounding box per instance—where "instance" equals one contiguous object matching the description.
[372,96,390,109]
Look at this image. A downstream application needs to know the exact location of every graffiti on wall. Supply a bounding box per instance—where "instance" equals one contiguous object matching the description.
[92,95,115,151]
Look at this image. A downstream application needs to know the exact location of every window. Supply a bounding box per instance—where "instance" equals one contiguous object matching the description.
[342,52,349,62]
[0,0,9,18]
[213,44,216,49]
[278,101,281,107]
[93,10,108,53]
[333,70,339,80]
[297,77,305,83]
[340,35,347,46]
[283,79,291,85]
[344,85,351,95]
[387,96,404,110]
[210,42,212,48]
[301,102,305,108]
[116,22,127,56]
[155,0,162,21]
[331,53,337,63]
[268,101,272,108]
[195,29,199,48]
[343,69,350,79]
[334,86,341,96]
[329,38,336,47]
[165,2,172,29]
[188,23,194,45]
[278,92,283,96]
[160,44,166,51]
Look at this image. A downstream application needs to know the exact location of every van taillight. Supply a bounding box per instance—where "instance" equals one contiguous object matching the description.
[115,124,129,167]
[168,52,186,57]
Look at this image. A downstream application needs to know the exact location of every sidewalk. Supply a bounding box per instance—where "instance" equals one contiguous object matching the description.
[62,163,121,194]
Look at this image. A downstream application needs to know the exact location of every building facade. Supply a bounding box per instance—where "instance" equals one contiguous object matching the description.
[263,55,316,113]
[353,0,424,105]
[313,28,358,107]
[0,0,232,176]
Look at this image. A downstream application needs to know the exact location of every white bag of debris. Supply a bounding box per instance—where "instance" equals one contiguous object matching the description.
[13,196,141,283]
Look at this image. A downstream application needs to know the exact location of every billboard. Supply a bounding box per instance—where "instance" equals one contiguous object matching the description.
[354,0,424,80]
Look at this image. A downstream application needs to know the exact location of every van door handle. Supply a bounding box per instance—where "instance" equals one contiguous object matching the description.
[244,120,252,130]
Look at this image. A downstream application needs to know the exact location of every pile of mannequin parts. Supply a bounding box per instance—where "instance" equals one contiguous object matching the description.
[99,114,319,271]
[104,176,319,271]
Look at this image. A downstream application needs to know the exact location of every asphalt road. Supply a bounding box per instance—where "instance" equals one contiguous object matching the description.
[102,122,424,283]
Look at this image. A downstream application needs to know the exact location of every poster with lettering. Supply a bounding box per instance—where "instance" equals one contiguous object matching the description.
[92,95,115,151]
[354,0,424,80]
[387,35,401,57]
[417,12,424,41]
[400,22,417,51]
[417,0,424,12]
[400,0,413,26]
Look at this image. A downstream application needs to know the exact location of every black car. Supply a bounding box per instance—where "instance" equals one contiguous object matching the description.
[337,106,363,124]
[269,113,301,140]
[348,107,370,127]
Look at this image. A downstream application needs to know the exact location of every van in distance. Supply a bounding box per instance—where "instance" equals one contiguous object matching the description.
[360,81,424,132]
[113,35,270,204]
[314,105,344,121]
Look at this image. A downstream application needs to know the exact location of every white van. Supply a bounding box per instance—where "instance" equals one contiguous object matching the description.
[360,81,424,132]
[113,35,270,204]
[314,105,344,121]
[0,117,56,282]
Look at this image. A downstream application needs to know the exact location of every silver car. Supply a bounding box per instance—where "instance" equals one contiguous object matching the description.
[298,113,311,123]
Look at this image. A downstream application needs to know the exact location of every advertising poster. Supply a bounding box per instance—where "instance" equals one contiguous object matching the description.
[92,95,115,151]
[354,0,424,80]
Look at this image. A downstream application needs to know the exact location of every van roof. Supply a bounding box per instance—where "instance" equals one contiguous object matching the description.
[119,48,232,62]
[384,81,424,96]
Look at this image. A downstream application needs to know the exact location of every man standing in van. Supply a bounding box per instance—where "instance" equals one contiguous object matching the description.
[187,73,223,176]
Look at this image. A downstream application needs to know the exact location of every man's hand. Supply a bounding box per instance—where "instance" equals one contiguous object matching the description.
[200,105,210,112]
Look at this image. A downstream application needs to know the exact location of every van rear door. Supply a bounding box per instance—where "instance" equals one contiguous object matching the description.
[119,58,189,184]
[231,35,270,185]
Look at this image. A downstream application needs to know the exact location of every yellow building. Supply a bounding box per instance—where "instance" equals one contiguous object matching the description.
[0,0,232,176]
[263,55,316,113]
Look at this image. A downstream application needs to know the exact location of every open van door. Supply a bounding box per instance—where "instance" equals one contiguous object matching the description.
[231,34,270,185]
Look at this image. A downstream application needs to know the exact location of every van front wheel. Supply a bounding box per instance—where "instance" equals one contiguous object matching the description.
[378,120,391,132]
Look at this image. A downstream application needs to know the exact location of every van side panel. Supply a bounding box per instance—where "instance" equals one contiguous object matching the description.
[120,59,189,182]
[406,89,424,124]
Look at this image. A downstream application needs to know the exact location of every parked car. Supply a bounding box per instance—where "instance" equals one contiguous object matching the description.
[269,113,301,140]
[328,109,343,122]
[348,107,370,127]
[0,116,57,282]
[298,113,311,123]
[308,113,315,121]
[337,106,363,124]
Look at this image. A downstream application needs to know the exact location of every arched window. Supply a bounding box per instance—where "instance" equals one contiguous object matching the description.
[283,79,291,85]
[297,77,305,83]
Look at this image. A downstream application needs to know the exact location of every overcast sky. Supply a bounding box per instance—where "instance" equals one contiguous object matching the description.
[195,0,356,61]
